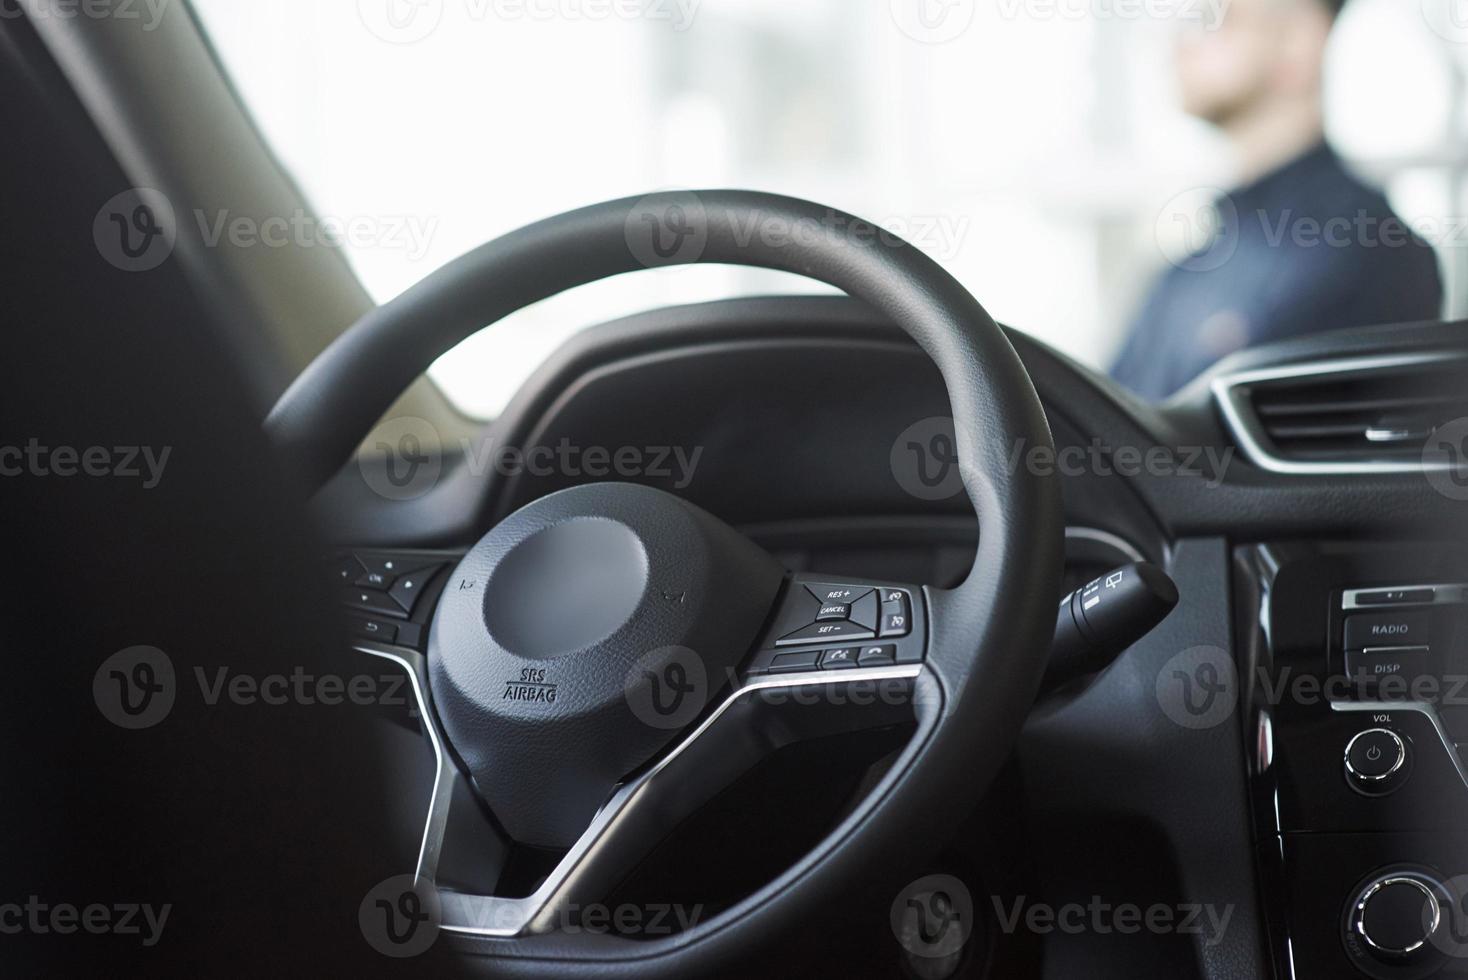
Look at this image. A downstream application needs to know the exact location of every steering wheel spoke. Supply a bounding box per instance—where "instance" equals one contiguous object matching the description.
[352,622,933,940]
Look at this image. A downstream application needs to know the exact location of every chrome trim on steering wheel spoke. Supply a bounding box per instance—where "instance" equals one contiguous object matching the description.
[353,640,927,938]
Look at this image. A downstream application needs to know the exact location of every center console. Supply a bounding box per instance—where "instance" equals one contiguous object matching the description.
[1242,543,1468,978]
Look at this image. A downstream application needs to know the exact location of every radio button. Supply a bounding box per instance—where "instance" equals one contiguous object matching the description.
[1345,611,1430,650]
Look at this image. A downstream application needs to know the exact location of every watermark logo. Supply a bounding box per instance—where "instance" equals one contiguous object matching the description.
[94,188,176,273]
[1426,874,1468,958]
[624,646,707,730]
[891,874,974,959]
[891,417,965,501]
[1155,645,1236,730]
[1421,0,1468,43]
[1424,417,1468,502]
[93,646,176,730]
[889,0,976,43]
[625,192,709,268]
[360,875,441,957]
[1155,187,1238,273]
[357,0,445,43]
[359,416,445,501]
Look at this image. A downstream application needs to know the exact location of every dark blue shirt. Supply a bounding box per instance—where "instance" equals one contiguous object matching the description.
[1111,144,1442,399]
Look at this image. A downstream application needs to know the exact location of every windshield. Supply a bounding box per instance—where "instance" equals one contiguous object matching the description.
[191,0,1461,417]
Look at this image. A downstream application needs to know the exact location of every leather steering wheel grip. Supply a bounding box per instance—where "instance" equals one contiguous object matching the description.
[265,190,1064,974]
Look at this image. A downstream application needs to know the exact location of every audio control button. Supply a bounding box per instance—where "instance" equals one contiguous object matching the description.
[1353,875,1442,958]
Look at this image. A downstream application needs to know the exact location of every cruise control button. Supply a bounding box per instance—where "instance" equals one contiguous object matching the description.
[850,590,880,630]
[820,647,860,669]
[390,565,442,614]
[777,620,876,646]
[767,650,822,673]
[807,584,872,605]
[1345,611,1430,650]
[816,603,851,622]
[343,587,407,619]
[857,644,897,666]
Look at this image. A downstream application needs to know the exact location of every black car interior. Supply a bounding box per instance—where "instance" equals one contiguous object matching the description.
[6,5,1468,978]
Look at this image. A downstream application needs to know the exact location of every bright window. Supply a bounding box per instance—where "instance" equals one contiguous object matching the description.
[191,0,1465,418]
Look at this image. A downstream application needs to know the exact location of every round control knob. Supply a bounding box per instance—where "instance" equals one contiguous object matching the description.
[1345,728,1410,796]
[1351,874,1443,960]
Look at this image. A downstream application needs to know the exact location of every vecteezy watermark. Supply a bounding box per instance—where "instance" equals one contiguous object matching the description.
[890,417,1235,501]
[0,439,172,489]
[0,897,171,947]
[93,647,414,730]
[193,209,438,261]
[1156,645,1468,731]
[1157,191,1460,273]
[360,875,441,958]
[1154,187,1239,273]
[623,192,972,270]
[93,646,177,730]
[359,420,706,501]
[995,0,1229,28]
[891,874,975,959]
[991,895,1235,948]
[624,646,708,730]
[2,0,175,33]
[355,0,701,44]
[1155,645,1238,731]
[1426,873,1468,958]
[94,188,177,273]
[1421,0,1468,44]
[889,0,977,44]
[94,189,439,270]
[891,417,966,501]
[1424,417,1468,502]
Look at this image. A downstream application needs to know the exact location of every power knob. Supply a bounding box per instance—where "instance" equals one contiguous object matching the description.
[1344,728,1411,796]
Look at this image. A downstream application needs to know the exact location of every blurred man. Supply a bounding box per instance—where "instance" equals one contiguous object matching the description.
[1111,0,1442,399]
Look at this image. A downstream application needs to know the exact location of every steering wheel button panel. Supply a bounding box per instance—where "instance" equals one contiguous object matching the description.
[749,576,928,673]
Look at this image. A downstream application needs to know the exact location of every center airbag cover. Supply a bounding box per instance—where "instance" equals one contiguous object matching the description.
[428,482,784,848]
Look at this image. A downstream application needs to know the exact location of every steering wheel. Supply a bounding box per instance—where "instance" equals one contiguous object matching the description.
[265,191,1063,975]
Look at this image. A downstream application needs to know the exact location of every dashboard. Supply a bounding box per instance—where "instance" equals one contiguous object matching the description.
[314,294,1466,979]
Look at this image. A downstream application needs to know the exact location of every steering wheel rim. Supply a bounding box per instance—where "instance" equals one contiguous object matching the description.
[268,190,1063,975]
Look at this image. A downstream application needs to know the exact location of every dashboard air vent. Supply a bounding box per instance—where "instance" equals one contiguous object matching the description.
[1213,352,1468,474]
